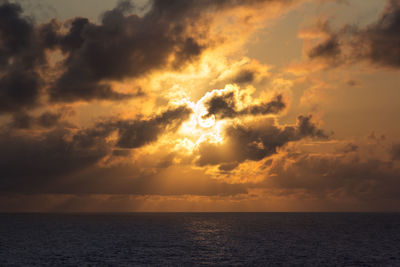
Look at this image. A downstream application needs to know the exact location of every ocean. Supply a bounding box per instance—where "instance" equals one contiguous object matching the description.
[1,213,399,266]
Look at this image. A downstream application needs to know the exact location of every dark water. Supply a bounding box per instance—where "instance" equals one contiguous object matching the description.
[1,213,400,266]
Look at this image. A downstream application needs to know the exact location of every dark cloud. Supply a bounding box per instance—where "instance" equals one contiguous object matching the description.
[0,70,43,113]
[115,105,192,148]
[0,2,34,63]
[259,151,400,208]
[355,0,400,68]
[240,95,286,117]
[156,153,176,169]
[37,111,63,128]
[346,79,359,87]
[296,115,327,138]
[46,0,208,102]
[9,112,32,129]
[69,105,191,149]
[58,165,247,196]
[368,131,386,141]
[203,90,286,119]
[0,129,110,193]
[342,143,359,153]
[214,59,271,86]
[307,0,400,68]
[10,110,65,129]
[49,0,291,101]
[219,162,240,172]
[391,143,400,160]
[232,69,257,84]
[308,36,341,59]
[196,115,328,168]
[203,91,236,119]
[112,149,132,157]
[68,105,184,143]
[0,2,46,112]
[0,125,245,196]
[0,104,192,194]
[0,0,297,110]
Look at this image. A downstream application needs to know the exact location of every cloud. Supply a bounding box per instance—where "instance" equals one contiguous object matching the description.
[354,0,400,68]
[9,109,71,129]
[305,0,400,68]
[261,149,400,208]
[45,0,291,102]
[391,143,400,160]
[0,125,246,196]
[0,0,300,110]
[201,86,286,119]
[308,35,341,59]
[0,127,245,196]
[45,0,206,102]
[0,104,193,194]
[232,69,257,84]
[55,164,247,196]
[71,104,192,149]
[115,105,192,148]
[213,58,272,85]
[341,143,359,153]
[0,129,110,193]
[0,2,46,113]
[196,115,328,168]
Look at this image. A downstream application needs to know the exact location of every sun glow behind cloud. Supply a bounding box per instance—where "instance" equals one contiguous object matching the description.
[1,0,400,212]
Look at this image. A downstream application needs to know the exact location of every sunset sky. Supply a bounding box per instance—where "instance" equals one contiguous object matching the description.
[1,0,400,212]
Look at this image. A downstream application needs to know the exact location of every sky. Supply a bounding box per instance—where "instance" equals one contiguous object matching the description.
[0,0,400,212]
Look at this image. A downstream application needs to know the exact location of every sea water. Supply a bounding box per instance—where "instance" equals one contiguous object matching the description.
[1,213,399,266]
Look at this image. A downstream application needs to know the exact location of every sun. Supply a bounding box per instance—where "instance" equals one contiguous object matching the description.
[178,97,226,148]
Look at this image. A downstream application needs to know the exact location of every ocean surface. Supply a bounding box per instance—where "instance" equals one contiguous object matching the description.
[1,213,400,266]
